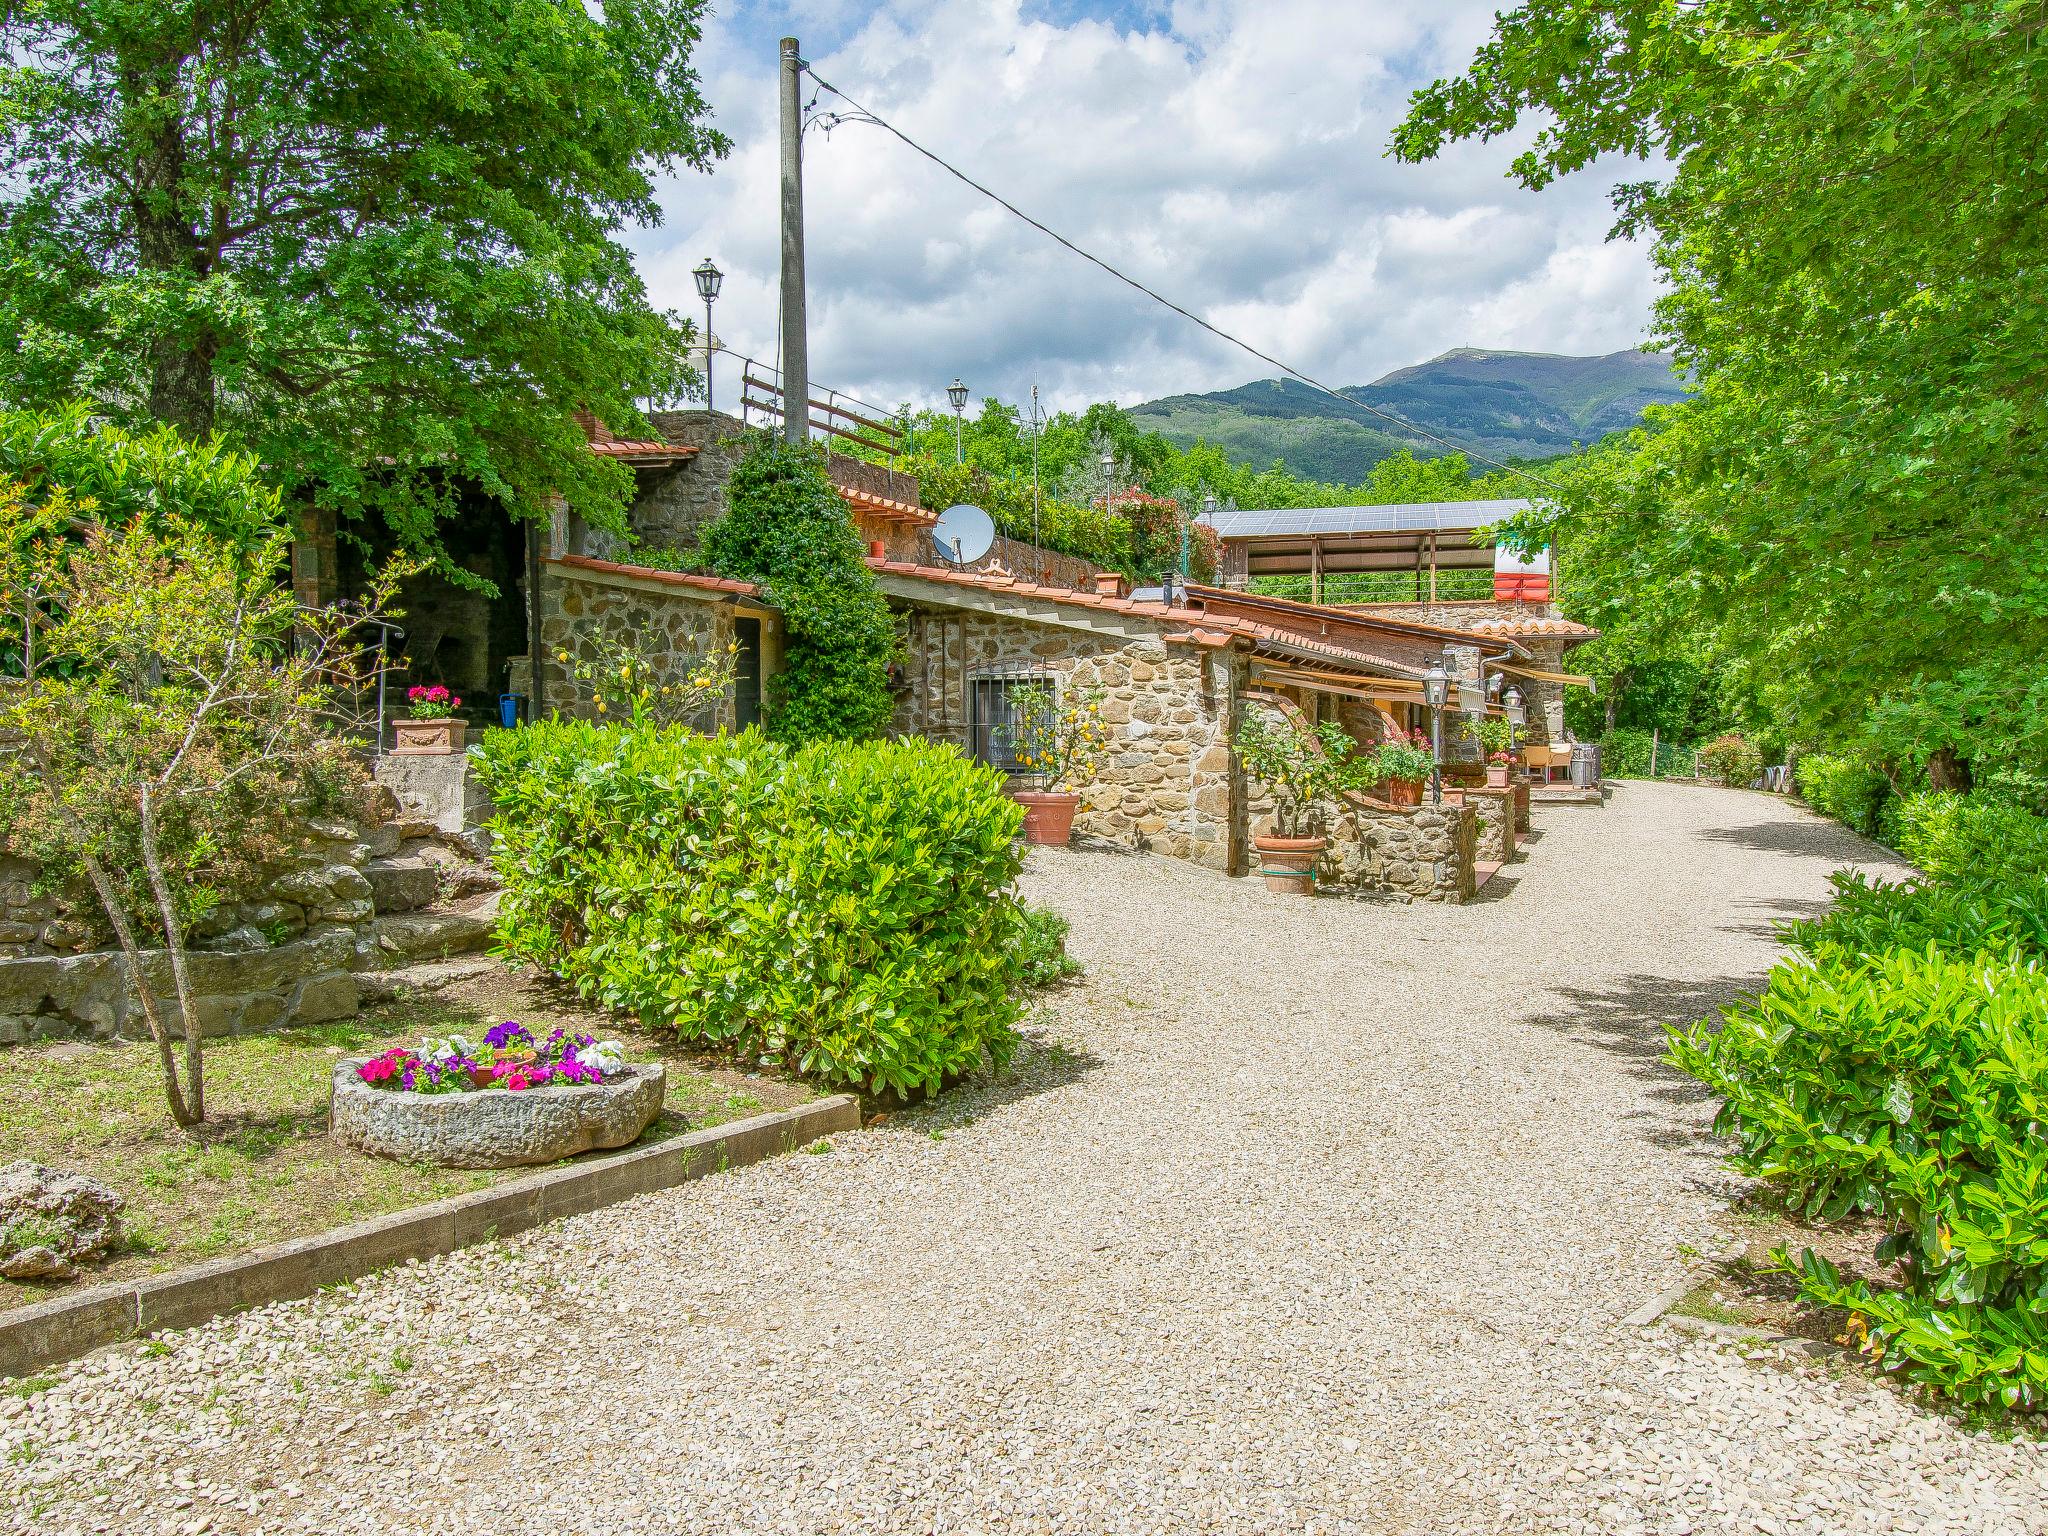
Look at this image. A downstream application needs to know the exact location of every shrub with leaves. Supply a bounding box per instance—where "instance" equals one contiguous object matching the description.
[474,723,1029,1099]
[701,436,895,745]
[1699,732,1764,788]
[1785,871,2048,970]
[0,484,402,1126]
[1671,790,2048,1407]
[1010,904,1082,989]
[1671,946,2048,1408]
[1891,792,2048,890]
[1795,751,1894,838]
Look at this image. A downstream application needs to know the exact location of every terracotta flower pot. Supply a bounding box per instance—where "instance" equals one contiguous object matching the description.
[1385,777,1423,808]
[1485,762,1510,788]
[1253,834,1326,895]
[1012,790,1082,846]
[393,717,466,756]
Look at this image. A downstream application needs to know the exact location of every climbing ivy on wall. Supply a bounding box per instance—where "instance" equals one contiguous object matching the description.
[703,436,896,744]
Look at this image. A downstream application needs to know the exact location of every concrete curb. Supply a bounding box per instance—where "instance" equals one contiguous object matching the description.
[1619,1239,1747,1328]
[0,1094,858,1379]
[1622,1238,1852,1362]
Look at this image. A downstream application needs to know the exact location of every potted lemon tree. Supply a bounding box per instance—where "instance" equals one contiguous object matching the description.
[1234,712,1371,894]
[1008,680,1107,846]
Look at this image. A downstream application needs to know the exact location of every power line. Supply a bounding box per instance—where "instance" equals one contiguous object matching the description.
[801,66,1568,498]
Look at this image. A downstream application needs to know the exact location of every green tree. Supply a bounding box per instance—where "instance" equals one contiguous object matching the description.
[1,484,403,1128]
[1397,1,2048,789]
[0,0,728,553]
[703,438,896,745]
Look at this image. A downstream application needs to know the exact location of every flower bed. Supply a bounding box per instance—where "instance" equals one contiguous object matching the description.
[333,1019,664,1168]
[357,1020,627,1095]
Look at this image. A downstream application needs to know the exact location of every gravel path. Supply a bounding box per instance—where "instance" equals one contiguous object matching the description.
[7,782,2045,1535]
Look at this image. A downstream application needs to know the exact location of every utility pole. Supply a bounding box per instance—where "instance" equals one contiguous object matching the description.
[778,36,809,447]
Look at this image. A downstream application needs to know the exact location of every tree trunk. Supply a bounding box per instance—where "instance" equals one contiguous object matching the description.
[138,782,206,1124]
[76,846,196,1127]
[1928,746,1973,795]
[148,336,217,438]
[127,52,216,438]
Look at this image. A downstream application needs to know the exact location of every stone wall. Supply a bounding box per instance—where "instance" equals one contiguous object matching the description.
[0,811,495,1046]
[1455,785,1517,866]
[625,410,751,555]
[538,563,743,731]
[1325,797,1477,903]
[889,604,1242,870]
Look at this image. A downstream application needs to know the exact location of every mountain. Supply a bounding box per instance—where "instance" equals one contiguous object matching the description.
[1131,348,1689,483]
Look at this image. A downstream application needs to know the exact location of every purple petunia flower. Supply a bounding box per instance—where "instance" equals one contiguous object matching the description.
[484,1020,528,1051]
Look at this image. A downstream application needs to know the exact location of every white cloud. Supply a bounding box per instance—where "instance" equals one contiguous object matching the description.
[634,0,1663,417]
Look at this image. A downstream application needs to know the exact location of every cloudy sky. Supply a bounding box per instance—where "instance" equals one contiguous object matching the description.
[631,0,1663,417]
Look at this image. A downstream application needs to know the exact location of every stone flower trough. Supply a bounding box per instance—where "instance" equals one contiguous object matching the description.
[331,1060,667,1169]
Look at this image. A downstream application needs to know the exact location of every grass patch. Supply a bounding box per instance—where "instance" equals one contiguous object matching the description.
[0,962,814,1310]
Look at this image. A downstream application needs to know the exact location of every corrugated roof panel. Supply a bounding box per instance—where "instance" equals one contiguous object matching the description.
[1198,498,1533,539]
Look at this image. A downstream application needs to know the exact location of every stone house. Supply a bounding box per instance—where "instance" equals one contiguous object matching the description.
[390,413,1596,903]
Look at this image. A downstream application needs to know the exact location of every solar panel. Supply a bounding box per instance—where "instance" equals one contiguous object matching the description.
[1198,499,1533,539]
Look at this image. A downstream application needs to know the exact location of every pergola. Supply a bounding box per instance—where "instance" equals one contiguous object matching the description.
[1202,499,1534,604]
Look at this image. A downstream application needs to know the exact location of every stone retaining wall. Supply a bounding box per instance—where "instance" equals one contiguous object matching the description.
[0,812,495,1047]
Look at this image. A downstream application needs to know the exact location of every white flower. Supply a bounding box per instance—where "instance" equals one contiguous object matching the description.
[422,1034,476,1065]
[576,1039,626,1074]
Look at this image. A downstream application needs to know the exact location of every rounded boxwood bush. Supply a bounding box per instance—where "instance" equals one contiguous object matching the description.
[474,723,1028,1099]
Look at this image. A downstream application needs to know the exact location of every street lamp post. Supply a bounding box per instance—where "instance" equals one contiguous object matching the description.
[1100,448,1115,511]
[692,258,723,416]
[1424,661,1449,805]
[1195,490,1217,579]
[1502,684,1526,768]
[947,378,968,464]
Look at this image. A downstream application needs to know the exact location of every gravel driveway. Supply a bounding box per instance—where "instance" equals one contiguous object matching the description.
[7,782,2045,1535]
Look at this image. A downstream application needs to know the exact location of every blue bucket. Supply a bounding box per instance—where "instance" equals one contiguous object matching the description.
[498,693,522,729]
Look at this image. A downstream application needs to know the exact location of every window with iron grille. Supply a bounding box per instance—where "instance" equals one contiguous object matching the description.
[967,662,1052,772]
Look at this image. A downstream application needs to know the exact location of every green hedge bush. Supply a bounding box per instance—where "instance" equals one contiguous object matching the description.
[1794,751,1894,837]
[1786,871,2048,967]
[473,723,1030,1098]
[1671,790,2048,1407]
[1891,791,2048,889]
[1669,946,2048,1408]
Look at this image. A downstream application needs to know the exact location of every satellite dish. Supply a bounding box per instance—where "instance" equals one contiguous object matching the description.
[929,502,995,565]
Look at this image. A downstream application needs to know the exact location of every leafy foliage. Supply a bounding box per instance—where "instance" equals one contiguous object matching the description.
[473,724,1031,1100]
[1011,905,1082,990]
[1235,708,1378,837]
[0,0,727,554]
[1698,733,1762,789]
[1008,682,1107,793]
[1795,753,1896,840]
[703,438,895,744]
[1401,2,2048,786]
[0,482,400,1126]
[1669,785,2048,1406]
[1892,792,2048,891]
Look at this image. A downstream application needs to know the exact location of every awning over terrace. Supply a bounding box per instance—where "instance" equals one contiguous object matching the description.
[1199,499,1534,604]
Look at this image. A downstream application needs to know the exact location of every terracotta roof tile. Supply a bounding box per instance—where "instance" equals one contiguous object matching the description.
[589,440,700,461]
[1467,616,1600,638]
[547,555,760,598]
[865,558,1431,676]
